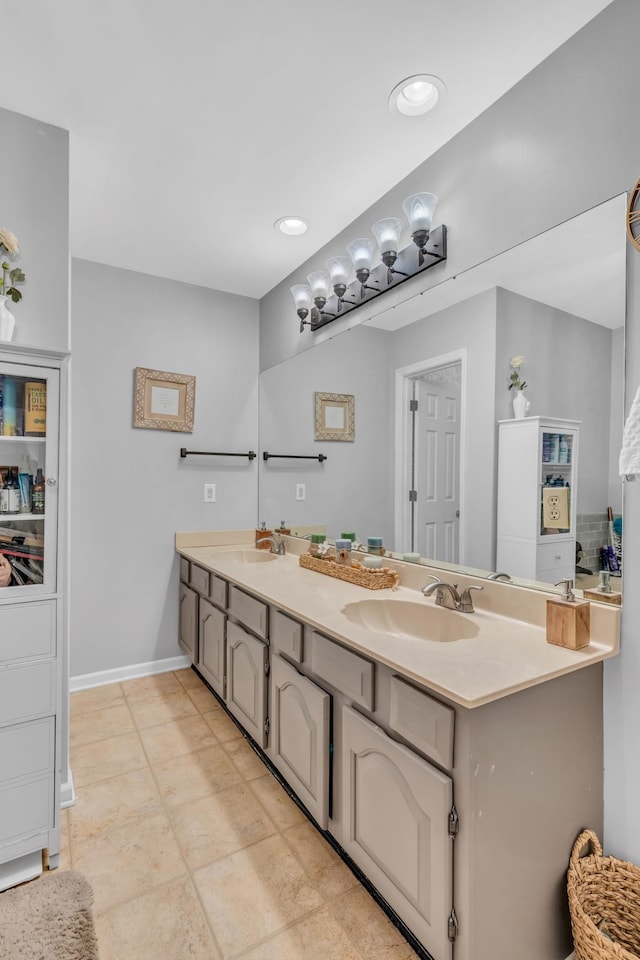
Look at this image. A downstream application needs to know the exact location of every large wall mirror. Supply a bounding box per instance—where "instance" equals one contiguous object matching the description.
[258,194,626,592]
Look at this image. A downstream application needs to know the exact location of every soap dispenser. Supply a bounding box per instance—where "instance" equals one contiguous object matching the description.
[546,579,590,650]
[255,521,272,550]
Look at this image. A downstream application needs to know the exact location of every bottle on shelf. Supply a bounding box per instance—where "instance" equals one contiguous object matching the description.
[32,468,45,514]
[18,452,32,513]
[0,468,21,514]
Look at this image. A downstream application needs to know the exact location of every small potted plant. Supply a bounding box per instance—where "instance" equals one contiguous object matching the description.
[0,229,26,342]
[508,355,530,418]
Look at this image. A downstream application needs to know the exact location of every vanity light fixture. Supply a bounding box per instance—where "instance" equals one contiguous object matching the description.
[290,192,447,332]
[275,216,308,236]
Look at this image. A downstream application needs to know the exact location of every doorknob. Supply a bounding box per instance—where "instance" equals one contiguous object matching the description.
[455,510,460,518]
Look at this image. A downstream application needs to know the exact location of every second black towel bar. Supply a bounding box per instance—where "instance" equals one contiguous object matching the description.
[180,448,257,460]
[262,452,327,462]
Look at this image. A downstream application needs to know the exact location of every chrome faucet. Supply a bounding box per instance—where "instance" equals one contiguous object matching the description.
[487,571,512,581]
[256,535,286,555]
[422,576,484,613]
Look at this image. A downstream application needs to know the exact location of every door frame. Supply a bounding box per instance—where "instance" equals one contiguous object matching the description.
[394,348,467,560]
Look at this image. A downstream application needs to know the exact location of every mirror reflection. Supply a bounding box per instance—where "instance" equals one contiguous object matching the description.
[258,195,626,593]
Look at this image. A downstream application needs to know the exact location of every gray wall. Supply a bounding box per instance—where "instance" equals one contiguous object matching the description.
[259,0,640,861]
[495,287,614,515]
[70,259,259,676]
[0,107,69,351]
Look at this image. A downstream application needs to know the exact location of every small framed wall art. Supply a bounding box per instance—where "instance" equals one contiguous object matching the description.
[314,392,355,441]
[133,367,196,432]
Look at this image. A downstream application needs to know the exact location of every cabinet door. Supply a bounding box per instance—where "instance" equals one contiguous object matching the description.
[271,654,330,828]
[198,598,226,698]
[0,361,60,596]
[226,622,268,747]
[342,706,453,960]
[178,582,198,663]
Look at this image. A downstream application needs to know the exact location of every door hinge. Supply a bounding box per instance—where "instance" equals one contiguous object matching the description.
[409,399,418,412]
[448,804,459,838]
[264,717,270,736]
[448,907,458,942]
[264,659,270,676]
[409,490,417,502]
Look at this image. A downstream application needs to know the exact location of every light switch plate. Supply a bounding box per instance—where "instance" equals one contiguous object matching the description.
[204,483,216,502]
[296,483,306,501]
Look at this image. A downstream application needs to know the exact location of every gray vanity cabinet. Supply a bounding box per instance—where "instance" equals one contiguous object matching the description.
[342,705,454,960]
[270,653,330,829]
[226,621,268,747]
[198,598,226,698]
[178,582,198,663]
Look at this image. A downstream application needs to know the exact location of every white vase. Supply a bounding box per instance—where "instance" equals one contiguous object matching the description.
[0,295,16,342]
[512,389,530,419]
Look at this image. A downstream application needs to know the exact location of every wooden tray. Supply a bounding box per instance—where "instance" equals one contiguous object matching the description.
[299,553,399,590]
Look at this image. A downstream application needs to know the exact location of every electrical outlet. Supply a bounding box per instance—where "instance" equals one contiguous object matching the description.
[295,483,306,501]
[204,483,216,502]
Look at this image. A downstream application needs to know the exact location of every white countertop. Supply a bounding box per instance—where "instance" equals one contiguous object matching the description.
[176,532,620,709]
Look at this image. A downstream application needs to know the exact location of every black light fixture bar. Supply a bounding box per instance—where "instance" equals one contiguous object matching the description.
[180,448,257,460]
[262,452,327,462]
[310,224,446,331]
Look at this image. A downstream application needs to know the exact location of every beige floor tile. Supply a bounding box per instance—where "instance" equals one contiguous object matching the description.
[284,821,358,899]
[169,782,276,870]
[173,667,204,690]
[71,731,148,788]
[69,767,162,844]
[72,811,186,916]
[186,684,223,714]
[121,672,183,702]
[249,775,306,831]
[241,906,366,960]
[128,690,199,730]
[152,743,242,807]
[330,887,419,960]
[223,737,269,781]
[69,703,135,748]
[203,709,243,743]
[95,875,221,960]
[70,683,125,718]
[138,714,217,764]
[194,834,324,958]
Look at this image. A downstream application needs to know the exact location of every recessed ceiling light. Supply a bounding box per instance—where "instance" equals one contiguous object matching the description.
[275,217,308,236]
[389,75,445,117]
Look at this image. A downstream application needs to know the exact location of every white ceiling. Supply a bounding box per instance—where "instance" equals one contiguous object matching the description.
[0,0,614,299]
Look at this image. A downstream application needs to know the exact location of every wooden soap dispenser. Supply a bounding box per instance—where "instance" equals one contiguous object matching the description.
[546,579,590,650]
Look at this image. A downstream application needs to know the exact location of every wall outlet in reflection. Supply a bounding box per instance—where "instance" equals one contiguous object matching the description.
[296,483,306,501]
[204,483,216,502]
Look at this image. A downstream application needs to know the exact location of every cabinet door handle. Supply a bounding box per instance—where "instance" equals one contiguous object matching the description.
[46,477,57,487]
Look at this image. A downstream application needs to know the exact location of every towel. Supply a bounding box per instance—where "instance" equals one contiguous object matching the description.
[619,385,640,480]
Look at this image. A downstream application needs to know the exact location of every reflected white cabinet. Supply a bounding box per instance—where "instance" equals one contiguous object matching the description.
[342,705,454,960]
[270,654,330,829]
[496,416,579,583]
[0,347,67,890]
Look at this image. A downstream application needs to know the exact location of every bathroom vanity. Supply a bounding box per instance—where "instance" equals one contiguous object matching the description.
[176,530,619,960]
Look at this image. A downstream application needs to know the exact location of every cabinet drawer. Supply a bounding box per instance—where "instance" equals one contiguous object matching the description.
[271,610,303,663]
[309,632,374,710]
[190,564,210,596]
[0,775,54,846]
[0,718,54,783]
[389,676,454,770]
[229,586,268,639]
[0,601,56,664]
[0,661,56,726]
[209,574,228,610]
[536,541,574,581]
[180,557,190,583]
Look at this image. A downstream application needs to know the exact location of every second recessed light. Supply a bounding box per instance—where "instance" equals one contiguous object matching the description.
[389,75,445,117]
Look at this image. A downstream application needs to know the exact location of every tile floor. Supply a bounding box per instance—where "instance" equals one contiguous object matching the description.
[61,668,421,960]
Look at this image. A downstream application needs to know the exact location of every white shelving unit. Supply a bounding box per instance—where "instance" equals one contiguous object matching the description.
[0,346,67,890]
[496,416,580,584]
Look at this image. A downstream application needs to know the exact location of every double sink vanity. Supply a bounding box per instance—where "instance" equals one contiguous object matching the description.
[176,529,620,960]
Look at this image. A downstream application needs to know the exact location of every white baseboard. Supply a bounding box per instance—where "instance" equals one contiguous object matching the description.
[69,654,190,692]
[60,768,76,808]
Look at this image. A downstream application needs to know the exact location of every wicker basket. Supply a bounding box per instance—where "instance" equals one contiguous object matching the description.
[568,830,640,959]
[298,553,399,590]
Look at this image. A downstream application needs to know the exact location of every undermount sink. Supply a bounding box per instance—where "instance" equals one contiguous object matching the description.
[220,550,279,564]
[340,598,480,642]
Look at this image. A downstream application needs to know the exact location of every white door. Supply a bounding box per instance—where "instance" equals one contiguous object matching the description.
[414,368,460,563]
